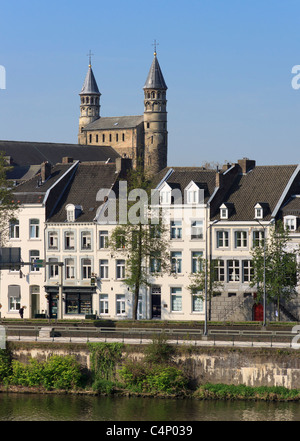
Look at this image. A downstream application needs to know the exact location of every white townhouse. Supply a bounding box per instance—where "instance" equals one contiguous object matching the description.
[208,159,300,322]
[0,160,78,319]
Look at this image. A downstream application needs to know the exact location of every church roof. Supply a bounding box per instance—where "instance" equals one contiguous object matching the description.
[80,65,100,95]
[143,55,167,90]
[0,140,120,167]
[83,115,144,131]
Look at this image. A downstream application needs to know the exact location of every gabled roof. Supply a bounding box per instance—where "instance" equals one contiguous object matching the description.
[0,140,120,167]
[48,162,120,223]
[83,115,144,131]
[12,163,76,205]
[212,165,300,221]
[80,65,100,95]
[143,55,167,90]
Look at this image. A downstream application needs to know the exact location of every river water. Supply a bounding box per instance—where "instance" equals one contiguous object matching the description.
[0,393,299,421]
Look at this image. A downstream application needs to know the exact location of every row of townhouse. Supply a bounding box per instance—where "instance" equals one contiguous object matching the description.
[2,156,300,321]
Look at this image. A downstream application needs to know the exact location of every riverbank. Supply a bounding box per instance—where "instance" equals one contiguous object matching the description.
[2,383,300,402]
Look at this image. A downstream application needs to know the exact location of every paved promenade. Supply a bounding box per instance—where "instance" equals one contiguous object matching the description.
[6,334,298,349]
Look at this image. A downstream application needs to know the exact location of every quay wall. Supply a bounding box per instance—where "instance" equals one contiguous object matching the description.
[8,343,300,390]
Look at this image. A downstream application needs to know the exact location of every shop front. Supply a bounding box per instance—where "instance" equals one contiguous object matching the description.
[45,286,97,318]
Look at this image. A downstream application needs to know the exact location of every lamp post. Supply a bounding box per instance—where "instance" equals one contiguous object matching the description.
[204,219,219,336]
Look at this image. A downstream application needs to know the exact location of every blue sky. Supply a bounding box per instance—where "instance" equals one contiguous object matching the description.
[1,0,300,167]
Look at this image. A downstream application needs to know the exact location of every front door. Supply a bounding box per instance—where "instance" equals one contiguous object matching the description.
[49,295,58,319]
[152,294,161,319]
[253,303,264,321]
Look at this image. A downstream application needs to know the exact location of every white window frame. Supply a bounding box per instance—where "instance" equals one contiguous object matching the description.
[191,251,203,273]
[29,250,40,272]
[48,231,59,250]
[81,231,92,250]
[170,220,182,239]
[10,219,19,239]
[99,231,109,249]
[81,258,92,280]
[116,294,126,316]
[228,260,240,282]
[192,292,203,313]
[242,260,253,282]
[235,230,248,248]
[99,294,109,315]
[116,260,126,280]
[65,258,75,279]
[253,230,265,247]
[191,220,203,239]
[171,251,182,274]
[64,231,75,250]
[284,216,297,231]
[29,219,40,239]
[99,259,109,279]
[48,258,59,279]
[216,230,229,248]
[171,287,182,312]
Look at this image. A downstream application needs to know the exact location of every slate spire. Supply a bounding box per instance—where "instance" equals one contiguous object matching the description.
[143,51,167,91]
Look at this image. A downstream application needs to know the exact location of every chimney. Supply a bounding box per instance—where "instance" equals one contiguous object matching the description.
[238,158,256,174]
[62,157,73,164]
[215,171,224,188]
[41,161,51,182]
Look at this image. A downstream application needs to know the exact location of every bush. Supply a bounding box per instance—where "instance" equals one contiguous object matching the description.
[3,355,82,390]
[0,350,12,383]
[119,361,188,395]
[144,333,175,364]
[42,355,82,390]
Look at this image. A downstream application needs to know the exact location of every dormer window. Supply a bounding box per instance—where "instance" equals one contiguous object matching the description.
[159,182,172,205]
[220,204,228,219]
[185,181,201,205]
[284,215,297,231]
[66,204,82,222]
[255,203,264,219]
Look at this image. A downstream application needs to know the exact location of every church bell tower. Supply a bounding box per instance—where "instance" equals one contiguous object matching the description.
[78,52,101,144]
[143,45,168,176]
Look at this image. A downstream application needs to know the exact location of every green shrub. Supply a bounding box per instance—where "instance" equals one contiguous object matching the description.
[42,355,82,390]
[0,350,12,383]
[5,355,82,390]
[144,333,175,364]
[119,361,188,395]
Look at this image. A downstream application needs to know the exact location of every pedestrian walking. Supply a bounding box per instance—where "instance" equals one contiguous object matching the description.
[19,307,24,319]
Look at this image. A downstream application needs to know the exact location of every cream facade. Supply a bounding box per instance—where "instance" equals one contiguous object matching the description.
[0,204,47,319]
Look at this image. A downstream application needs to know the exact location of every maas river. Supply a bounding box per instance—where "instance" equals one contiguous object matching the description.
[0,393,300,421]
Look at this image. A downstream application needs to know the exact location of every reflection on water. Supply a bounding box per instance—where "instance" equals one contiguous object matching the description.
[0,393,300,421]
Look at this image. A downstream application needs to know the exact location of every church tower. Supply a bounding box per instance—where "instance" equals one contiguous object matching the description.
[78,56,101,144]
[143,47,168,176]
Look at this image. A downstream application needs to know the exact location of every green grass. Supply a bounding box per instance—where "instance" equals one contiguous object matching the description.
[194,383,300,401]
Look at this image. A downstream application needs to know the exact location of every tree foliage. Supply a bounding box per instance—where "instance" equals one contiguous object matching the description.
[109,166,170,320]
[250,220,299,320]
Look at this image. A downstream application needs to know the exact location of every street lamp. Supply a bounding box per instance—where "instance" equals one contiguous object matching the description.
[254,218,275,326]
[204,219,219,336]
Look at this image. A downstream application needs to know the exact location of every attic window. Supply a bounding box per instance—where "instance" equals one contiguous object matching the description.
[220,204,228,219]
[284,215,297,231]
[66,204,82,222]
[255,204,264,219]
[188,190,199,204]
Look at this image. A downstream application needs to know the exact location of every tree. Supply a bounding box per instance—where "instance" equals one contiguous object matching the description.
[109,166,170,320]
[188,257,223,320]
[250,220,299,321]
[0,152,19,244]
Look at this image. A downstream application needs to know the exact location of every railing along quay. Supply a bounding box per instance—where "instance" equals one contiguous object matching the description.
[2,325,299,348]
